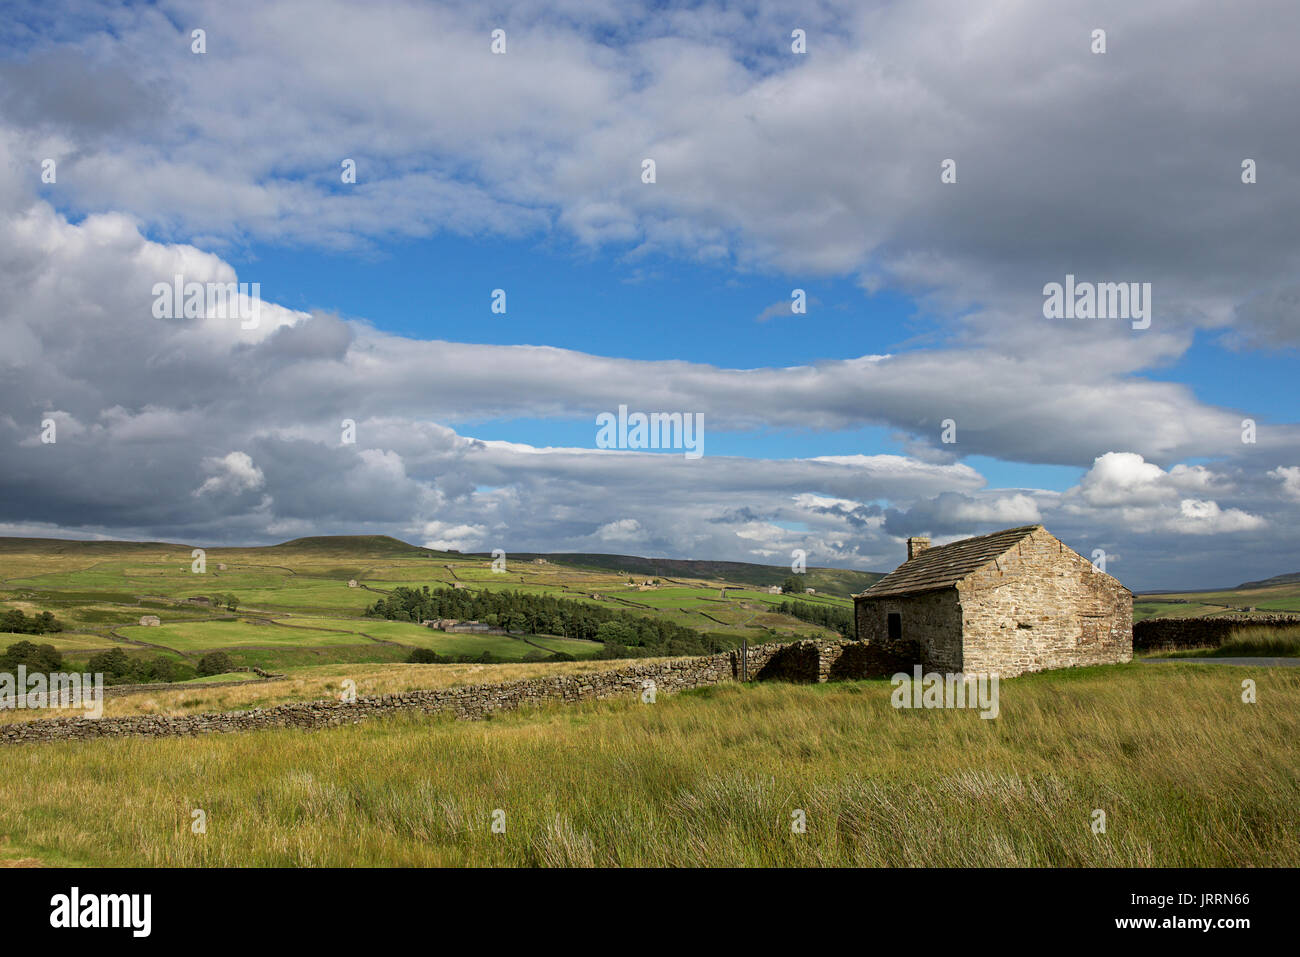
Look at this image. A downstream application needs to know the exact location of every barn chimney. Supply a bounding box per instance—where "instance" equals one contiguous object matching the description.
[907,536,931,560]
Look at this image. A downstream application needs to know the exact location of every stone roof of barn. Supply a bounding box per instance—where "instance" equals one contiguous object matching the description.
[857,525,1044,599]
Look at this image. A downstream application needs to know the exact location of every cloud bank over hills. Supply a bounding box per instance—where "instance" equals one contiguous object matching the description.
[1,0,1298,589]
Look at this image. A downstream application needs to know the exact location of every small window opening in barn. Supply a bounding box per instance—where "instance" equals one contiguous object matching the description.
[887,613,902,642]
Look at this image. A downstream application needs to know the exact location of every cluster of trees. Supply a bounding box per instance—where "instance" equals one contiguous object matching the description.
[196,651,235,676]
[781,575,807,594]
[1,608,64,635]
[84,649,234,684]
[196,594,240,611]
[367,586,727,657]
[86,647,199,684]
[1,640,64,673]
[775,599,854,638]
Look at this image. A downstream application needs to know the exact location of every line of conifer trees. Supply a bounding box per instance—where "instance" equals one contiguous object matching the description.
[365,586,729,657]
[775,599,854,637]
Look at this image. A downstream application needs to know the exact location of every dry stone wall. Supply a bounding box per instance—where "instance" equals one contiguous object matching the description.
[1,639,908,746]
[856,588,963,672]
[1133,614,1300,651]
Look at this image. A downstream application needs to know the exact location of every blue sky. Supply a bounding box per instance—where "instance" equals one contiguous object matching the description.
[222,235,926,363]
[2,0,1299,589]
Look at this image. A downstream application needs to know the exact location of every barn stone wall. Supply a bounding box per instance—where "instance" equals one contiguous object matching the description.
[855,588,964,672]
[957,527,1132,677]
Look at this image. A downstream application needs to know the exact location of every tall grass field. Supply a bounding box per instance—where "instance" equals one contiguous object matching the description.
[1157,624,1300,659]
[1,662,1295,867]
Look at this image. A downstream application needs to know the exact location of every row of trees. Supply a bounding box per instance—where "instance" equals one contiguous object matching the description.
[0,641,226,686]
[367,586,729,657]
[1,608,63,635]
[775,599,854,638]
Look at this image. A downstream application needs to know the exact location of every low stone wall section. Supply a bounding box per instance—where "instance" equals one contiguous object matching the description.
[0,639,906,745]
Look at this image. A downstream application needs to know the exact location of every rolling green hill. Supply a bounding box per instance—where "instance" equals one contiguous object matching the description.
[260,535,450,559]
[1237,571,1300,589]
[471,550,884,597]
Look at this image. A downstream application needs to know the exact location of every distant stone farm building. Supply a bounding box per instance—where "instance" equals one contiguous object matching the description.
[448,620,504,634]
[854,525,1132,677]
[766,586,782,595]
[347,579,358,588]
[422,618,505,635]
[138,615,161,626]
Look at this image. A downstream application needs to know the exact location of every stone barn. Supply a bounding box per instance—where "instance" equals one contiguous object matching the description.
[854,524,1131,677]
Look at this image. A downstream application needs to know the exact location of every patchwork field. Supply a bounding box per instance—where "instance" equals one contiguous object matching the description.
[1135,579,1300,621]
[0,535,859,680]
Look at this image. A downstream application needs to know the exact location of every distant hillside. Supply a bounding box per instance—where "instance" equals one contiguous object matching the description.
[0,537,184,554]
[1237,572,1300,590]
[260,535,447,559]
[478,551,885,597]
[0,535,884,597]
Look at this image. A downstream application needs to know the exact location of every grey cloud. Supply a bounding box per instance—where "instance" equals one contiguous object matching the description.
[254,313,355,361]
[0,48,167,137]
